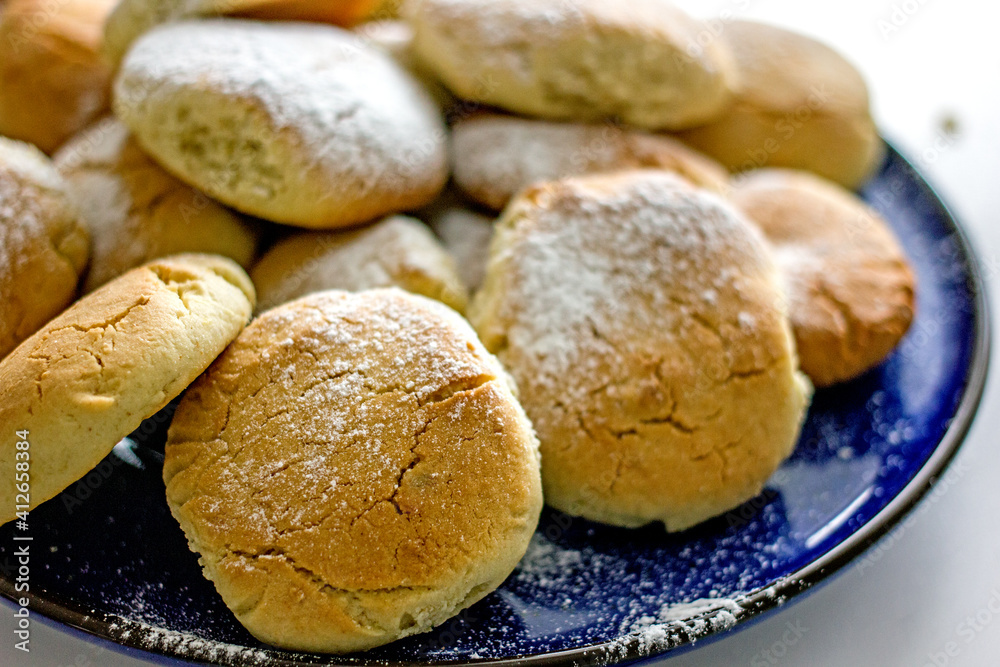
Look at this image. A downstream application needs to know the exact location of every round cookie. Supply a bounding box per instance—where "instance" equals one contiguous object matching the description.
[452,113,729,211]
[0,0,115,153]
[426,206,494,293]
[114,19,449,230]
[0,254,255,524]
[251,215,468,313]
[470,170,811,531]
[56,118,260,292]
[163,289,543,653]
[408,0,736,131]
[0,137,89,361]
[730,169,916,387]
[103,0,381,65]
[679,20,883,189]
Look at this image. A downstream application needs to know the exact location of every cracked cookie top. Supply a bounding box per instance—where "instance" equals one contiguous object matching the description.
[163,289,542,653]
[0,253,255,524]
[0,136,90,360]
[731,168,916,387]
[470,170,811,532]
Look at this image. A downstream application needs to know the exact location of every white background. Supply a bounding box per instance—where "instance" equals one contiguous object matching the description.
[2,0,999,665]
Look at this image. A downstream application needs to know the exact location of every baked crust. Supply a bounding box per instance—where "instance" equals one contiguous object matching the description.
[0,254,255,524]
[470,170,811,531]
[0,137,89,360]
[731,169,916,387]
[250,215,467,314]
[164,289,543,652]
[56,117,259,292]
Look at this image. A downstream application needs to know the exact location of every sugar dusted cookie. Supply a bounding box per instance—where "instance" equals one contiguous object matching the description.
[679,20,883,189]
[731,169,916,387]
[0,255,255,524]
[408,0,736,131]
[0,138,89,360]
[164,289,542,652]
[56,118,259,292]
[452,113,729,211]
[251,215,468,313]
[114,20,448,229]
[470,170,811,531]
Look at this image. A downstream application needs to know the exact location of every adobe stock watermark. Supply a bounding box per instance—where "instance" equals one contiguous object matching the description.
[878,0,934,41]
[11,428,32,653]
[749,618,809,666]
[921,588,1000,667]
[855,456,970,576]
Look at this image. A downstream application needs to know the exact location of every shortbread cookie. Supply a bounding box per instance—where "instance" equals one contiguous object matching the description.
[0,138,89,360]
[114,20,448,229]
[731,169,915,387]
[251,215,468,313]
[453,113,729,210]
[408,0,736,131]
[164,289,542,652]
[56,118,259,292]
[0,255,255,524]
[0,0,114,153]
[679,20,883,189]
[426,207,494,293]
[103,0,381,65]
[470,170,811,531]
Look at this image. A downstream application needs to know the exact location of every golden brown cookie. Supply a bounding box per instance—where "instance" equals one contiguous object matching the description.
[103,0,382,65]
[679,20,883,189]
[114,20,449,230]
[730,169,916,387]
[0,255,255,524]
[0,0,114,154]
[408,0,736,131]
[0,137,89,360]
[56,118,260,292]
[452,113,729,211]
[470,170,811,531]
[164,289,543,652]
[250,215,467,314]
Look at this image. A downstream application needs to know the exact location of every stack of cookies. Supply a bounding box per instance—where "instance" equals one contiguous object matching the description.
[0,0,916,654]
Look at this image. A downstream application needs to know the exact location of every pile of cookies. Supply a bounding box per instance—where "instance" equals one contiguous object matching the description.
[0,0,916,655]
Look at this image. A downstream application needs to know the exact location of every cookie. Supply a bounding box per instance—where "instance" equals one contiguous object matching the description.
[114,20,448,229]
[470,170,811,531]
[0,255,255,524]
[250,215,468,313]
[452,113,729,210]
[103,0,381,65]
[56,118,260,292]
[679,20,883,189]
[731,169,916,387]
[0,138,89,361]
[0,0,114,153]
[426,206,494,293]
[359,19,454,111]
[163,289,542,652]
[408,0,736,131]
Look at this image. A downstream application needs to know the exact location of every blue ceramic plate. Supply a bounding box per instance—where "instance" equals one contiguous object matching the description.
[0,144,990,666]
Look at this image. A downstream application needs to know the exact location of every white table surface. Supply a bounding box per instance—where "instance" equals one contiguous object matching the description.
[3,1,998,665]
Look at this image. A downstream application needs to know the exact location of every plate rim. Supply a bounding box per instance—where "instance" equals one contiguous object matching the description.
[0,142,992,667]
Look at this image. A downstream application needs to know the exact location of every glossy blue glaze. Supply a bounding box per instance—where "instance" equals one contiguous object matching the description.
[0,146,988,666]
